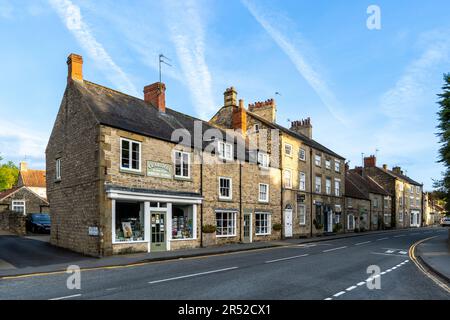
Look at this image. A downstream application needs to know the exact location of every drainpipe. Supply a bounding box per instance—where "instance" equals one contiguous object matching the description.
[309,148,313,238]
[239,162,243,243]
[200,150,204,247]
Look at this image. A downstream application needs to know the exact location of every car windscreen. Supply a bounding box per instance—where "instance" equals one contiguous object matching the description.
[32,215,51,223]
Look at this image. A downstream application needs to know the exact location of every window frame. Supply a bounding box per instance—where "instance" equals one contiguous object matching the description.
[258,152,270,169]
[335,159,341,173]
[284,143,293,157]
[325,159,331,170]
[315,176,322,193]
[216,210,237,237]
[325,178,332,195]
[299,148,306,161]
[120,138,142,172]
[218,177,232,200]
[255,212,272,236]
[12,200,26,215]
[334,179,341,197]
[173,150,191,179]
[315,154,322,167]
[258,183,269,203]
[299,172,306,191]
[284,169,293,189]
[298,204,306,226]
[218,141,233,161]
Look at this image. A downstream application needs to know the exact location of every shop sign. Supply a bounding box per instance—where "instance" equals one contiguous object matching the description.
[147,161,172,179]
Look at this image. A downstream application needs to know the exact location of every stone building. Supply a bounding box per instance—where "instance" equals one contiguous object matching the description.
[210,89,346,238]
[46,54,282,257]
[423,192,445,226]
[361,156,423,229]
[346,169,392,230]
[344,171,371,232]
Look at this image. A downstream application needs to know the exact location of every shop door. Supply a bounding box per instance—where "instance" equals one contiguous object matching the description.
[243,213,252,243]
[284,209,293,238]
[151,212,166,252]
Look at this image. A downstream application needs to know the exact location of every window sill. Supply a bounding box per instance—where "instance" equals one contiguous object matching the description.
[258,200,269,204]
[113,240,148,244]
[216,234,237,238]
[218,198,233,202]
[54,179,61,183]
[119,169,144,176]
[171,238,196,242]
[255,233,271,236]
[174,176,192,182]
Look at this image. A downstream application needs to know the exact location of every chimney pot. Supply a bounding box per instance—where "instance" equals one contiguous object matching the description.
[290,117,313,139]
[67,53,83,83]
[144,82,166,113]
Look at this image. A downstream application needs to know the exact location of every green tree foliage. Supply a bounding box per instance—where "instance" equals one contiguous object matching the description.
[0,156,19,191]
[435,73,450,213]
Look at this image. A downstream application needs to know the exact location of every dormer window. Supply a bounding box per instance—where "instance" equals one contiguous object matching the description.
[218,141,233,161]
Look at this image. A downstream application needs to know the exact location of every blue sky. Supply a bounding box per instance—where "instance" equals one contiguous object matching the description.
[0,0,449,190]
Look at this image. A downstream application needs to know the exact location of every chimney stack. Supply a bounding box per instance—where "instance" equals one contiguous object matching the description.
[290,118,313,139]
[232,99,247,134]
[224,87,237,107]
[19,162,28,172]
[364,155,376,168]
[248,99,277,123]
[144,82,166,113]
[383,164,388,171]
[67,53,83,83]
[392,166,402,175]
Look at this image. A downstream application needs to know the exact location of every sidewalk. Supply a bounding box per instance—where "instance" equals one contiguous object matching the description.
[415,229,450,283]
[0,227,424,278]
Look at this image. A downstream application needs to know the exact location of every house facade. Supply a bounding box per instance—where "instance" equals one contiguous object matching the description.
[210,91,346,238]
[362,156,423,229]
[46,54,282,257]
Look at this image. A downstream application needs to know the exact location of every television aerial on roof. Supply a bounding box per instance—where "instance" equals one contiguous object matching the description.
[159,54,172,84]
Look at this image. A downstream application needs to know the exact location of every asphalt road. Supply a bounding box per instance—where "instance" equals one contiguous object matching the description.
[0,228,449,300]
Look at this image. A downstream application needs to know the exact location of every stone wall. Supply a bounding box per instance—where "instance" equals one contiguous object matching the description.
[0,211,26,235]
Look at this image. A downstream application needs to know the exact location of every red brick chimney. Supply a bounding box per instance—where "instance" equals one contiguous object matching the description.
[144,82,166,113]
[364,155,376,168]
[67,53,83,84]
[232,99,247,134]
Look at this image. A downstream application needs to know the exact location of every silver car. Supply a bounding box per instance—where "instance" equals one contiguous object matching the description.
[440,216,450,227]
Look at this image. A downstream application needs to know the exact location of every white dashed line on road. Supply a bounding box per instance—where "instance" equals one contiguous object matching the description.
[376,237,389,241]
[333,291,346,297]
[346,286,357,291]
[357,282,366,286]
[323,246,347,253]
[148,267,238,284]
[265,254,309,264]
[355,241,371,246]
[394,235,406,238]
[49,294,82,300]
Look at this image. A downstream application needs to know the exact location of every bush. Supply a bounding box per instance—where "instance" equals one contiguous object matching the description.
[202,224,216,234]
[273,223,282,231]
[333,223,343,233]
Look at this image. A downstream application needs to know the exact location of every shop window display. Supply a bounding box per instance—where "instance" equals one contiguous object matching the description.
[172,205,194,239]
[115,201,145,242]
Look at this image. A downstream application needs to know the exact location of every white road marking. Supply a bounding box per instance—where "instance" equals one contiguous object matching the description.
[346,286,357,291]
[371,252,410,257]
[323,246,347,253]
[377,237,389,241]
[333,291,346,297]
[386,250,395,254]
[399,251,407,255]
[148,267,238,284]
[386,269,392,272]
[394,235,406,238]
[265,254,309,264]
[355,241,371,246]
[392,266,398,270]
[324,297,333,300]
[49,294,82,300]
[357,282,366,286]
[380,272,386,275]
[404,260,409,263]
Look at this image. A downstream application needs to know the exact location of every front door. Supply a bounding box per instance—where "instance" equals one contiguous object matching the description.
[243,213,252,243]
[284,210,293,238]
[151,212,166,252]
[326,211,333,232]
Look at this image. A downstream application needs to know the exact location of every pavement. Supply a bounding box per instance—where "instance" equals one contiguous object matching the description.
[0,227,449,300]
[415,228,450,283]
[0,227,435,277]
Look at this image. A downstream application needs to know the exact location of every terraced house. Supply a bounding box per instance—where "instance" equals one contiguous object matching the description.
[46,54,282,257]
[361,156,423,229]
[210,89,346,238]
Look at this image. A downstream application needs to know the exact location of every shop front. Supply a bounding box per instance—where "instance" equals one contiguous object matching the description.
[107,187,202,253]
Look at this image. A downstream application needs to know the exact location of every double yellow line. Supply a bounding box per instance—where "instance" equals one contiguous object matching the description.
[409,236,450,294]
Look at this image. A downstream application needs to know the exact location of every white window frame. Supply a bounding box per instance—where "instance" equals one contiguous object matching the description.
[255,212,272,236]
[335,160,341,173]
[216,210,237,237]
[284,144,293,157]
[348,198,353,208]
[325,159,331,170]
[120,138,142,172]
[218,141,233,161]
[299,148,306,161]
[173,150,191,179]
[284,170,292,189]
[335,179,341,197]
[258,183,269,203]
[218,177,232,200]
[348,214,355,230]
[299,172,306,191]
[315,154,322,167]
[298,204,306,226]
[325,178,332,195]
[12,200,26,215]
[55,158,61,181]
[258,152,270,169]
[315,176,322,193]
[399,211,404,222]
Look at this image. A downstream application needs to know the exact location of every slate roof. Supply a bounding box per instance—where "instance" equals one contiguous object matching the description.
[76,81,248,159]
[19,169,46,188]
[0,187,21,201]
[245,110,345,160]
[345,172,370,200]
[347,170,390,196]
[387,169,422,186]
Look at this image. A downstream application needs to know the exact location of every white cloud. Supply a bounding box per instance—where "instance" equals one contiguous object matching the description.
[0,0,13,19]
[49,0,139,97]
[242,0,347,125]
[163,0,217,119]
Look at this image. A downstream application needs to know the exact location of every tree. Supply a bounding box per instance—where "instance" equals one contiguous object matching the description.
[0,157,19,191]
[435,73,450,213]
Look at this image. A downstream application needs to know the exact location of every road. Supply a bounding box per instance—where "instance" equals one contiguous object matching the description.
[0,228,449,300]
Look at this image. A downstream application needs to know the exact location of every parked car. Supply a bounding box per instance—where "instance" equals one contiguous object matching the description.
[440,216,450,227]
[26,213,51,234]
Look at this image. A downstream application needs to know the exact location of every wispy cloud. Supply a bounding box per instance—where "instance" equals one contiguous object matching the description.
[242,0,347,125]
[48,0,139,97]
[163,0,216,119]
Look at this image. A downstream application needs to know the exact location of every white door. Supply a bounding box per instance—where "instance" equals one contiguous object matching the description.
[284,209,293,237]
[328,212,333,232]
